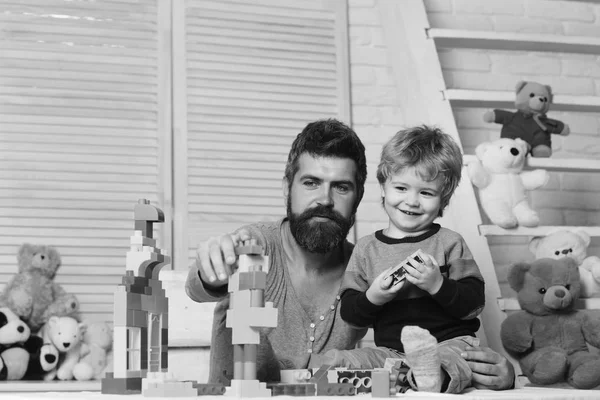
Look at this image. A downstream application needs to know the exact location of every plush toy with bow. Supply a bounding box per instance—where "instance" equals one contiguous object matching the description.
[483,80,570,157]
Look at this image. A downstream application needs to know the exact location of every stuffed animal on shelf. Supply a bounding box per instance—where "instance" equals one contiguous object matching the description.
[530,229,600,298]
[40,315,86,381]
[0,306,32,380]
[72,321,113,381]
[467,138,549,229]
[483,80,570,157]
[501,258,600,389]
[0,243,81,333]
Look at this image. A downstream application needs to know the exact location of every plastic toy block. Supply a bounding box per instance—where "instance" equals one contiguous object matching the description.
[309,364,333,385]
[337,370,372,394]
[385,249,425,287]
[101,373,142,395]
[161,328,168,345]
[130,234,157,248]
[238,271,267,291]
[237,254,268,273]
[224,379,271,398]
[234,239,264,256]
[317,383,355,396]
[133,310,147,328]
[134,199,165,223]
[193,383,226,395]
[114,291,142,314]
[370,369,393,398]
[268,383,316,396]
[280,369,312,384]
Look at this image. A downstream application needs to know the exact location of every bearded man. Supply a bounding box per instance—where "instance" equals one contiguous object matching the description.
[186,119,515,391]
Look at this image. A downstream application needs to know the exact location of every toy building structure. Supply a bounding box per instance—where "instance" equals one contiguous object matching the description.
[102,199,225,396]
[224,240,278,397]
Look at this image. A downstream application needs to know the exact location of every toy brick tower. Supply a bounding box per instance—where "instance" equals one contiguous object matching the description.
[225,239,278,397]
[101,199,171,394]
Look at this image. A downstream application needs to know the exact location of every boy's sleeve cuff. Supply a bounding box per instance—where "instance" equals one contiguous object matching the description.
[355,291,384,315]
[431,277,456,305]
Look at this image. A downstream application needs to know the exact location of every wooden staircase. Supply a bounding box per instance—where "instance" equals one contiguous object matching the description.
[379,1,600,378]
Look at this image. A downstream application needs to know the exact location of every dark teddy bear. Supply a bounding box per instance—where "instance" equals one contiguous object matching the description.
[483,80,570,157]
[0,243,80,333]
[500,257,600,389]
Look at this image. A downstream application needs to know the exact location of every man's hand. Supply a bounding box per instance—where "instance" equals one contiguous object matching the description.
[403,252,443,295]
[195,229,252,288]
[461,346,516,390]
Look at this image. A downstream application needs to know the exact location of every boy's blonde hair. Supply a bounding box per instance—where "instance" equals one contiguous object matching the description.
[376,125,463,217]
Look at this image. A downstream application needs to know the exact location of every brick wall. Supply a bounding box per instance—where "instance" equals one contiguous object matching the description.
[349,0,600,298]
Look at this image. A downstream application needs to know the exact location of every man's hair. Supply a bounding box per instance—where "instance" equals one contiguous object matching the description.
[284,119,367,211]
[376,125,463,216]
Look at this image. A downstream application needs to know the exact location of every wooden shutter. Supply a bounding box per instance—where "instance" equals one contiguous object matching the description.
[0,0,171,324]
[173,0,351,268]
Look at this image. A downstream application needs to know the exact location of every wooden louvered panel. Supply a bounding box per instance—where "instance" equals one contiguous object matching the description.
[173,0,350,269]
[0,0,167,325]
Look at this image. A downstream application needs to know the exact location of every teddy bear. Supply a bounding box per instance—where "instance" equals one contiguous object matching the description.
[40,315,86,381]
[483,80,570,157]
[0,243,81,333]
[0,306,59,381]
[500,257,600,389]
[72,321,112,381]
[530,229,600,298]
[467,138,549,229]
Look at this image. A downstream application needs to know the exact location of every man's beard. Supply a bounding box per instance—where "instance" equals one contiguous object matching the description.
[287,200,354,254]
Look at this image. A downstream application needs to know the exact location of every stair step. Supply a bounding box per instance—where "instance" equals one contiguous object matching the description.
[479,226,600,237]
[499,297,600,311]
[463,154,600,173]
[427,28,600,55]
[444,89,600,113]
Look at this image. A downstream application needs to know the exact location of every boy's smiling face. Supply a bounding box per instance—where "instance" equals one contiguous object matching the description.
[380,167,443,238]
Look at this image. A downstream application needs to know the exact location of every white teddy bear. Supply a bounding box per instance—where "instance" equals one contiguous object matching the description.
[467,138,549,229]
[530,229,600,298]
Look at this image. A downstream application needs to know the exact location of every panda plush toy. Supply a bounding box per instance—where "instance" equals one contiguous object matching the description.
[0,307,59,380]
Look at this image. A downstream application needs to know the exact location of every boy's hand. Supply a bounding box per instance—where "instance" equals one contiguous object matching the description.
[403,252,443,295]
[365,267,405,306]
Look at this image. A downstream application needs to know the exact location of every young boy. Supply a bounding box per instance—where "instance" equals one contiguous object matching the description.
[339,125,485,394]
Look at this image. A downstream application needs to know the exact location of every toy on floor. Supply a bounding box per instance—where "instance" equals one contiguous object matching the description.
[224,239,278,397]
[500,257,600,389]
[467,138,549,229]
[530,229,600,298]
[72,321,113,381]
[0,243,80,334]
[101,199,224,397]
[483,80,570,157]
[40,315,86,381]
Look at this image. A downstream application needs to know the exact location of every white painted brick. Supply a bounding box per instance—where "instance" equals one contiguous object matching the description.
[454,108,492,128]
[351,85,397,106]
[352,106,381,125]
[550,112,599,134]
[525,1,595,22]
[438,49,491,71]
[489,53,561,76]
[459,128,498,149]
[531,191,600,211]
[544,174,561,191]
[561,135,600,156]
[447,71,521,90]
[491,244,532,265]
[350,65,376,84]
[353,125,397,144]
[349,0,375,7]
[424,0,452,13]
[373,67,396,86]
[493,16,563,34]
[564,210,600,226]
[349,7,380,27]
[521,75,594,96]
[564,22,600,38]
[350,27,385,47]
[455,0,524,15]
[562,57,600,78]
[351,46,388,66]
[538,208,565,226]
[427,13,493,30]
[561,172,600,192]
[379,106,405,125]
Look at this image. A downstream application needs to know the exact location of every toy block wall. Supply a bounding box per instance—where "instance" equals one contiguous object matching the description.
[349,0,600,303]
